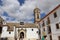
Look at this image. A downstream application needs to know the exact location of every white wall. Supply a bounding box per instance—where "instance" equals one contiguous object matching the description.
[50,7,60,34]
[40,6,60,40]
[26,28,39,39]
[1,26,15,38]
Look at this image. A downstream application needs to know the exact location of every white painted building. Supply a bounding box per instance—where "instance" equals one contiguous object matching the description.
[1,26,39,40]
[39,4,60,40]
[0,6,41,40]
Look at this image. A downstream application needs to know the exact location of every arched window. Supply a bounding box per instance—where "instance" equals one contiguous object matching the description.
[37,14,39,19]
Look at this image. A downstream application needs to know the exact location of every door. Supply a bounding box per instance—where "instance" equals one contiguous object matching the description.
[20,32,24,40]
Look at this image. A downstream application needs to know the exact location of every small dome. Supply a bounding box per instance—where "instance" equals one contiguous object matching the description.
[34,7,40,13]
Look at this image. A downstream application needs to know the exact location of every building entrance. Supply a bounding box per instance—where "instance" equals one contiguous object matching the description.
[19,32,24,40]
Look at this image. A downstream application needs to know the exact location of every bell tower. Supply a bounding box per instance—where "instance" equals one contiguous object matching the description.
[34,7,40,23]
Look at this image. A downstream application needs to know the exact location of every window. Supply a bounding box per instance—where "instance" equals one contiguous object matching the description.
[56,23,59,29]
[20,22,24,25]
[47,17,50,25]
[54,12,57,18]
[58,36,60,40]
[42,21,45,27]
[37,14,39,19]
[50,35,52,40]
[32,29,33,31]
[47,26,51,34]
[9,32,11,34]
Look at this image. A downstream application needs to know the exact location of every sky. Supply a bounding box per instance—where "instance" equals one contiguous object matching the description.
[0,0,60,23]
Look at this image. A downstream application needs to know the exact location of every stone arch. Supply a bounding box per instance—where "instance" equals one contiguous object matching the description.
[18,29,26,40]
[20,32,24,38]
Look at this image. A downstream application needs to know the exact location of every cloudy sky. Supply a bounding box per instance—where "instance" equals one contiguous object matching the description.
[0,0,60,23]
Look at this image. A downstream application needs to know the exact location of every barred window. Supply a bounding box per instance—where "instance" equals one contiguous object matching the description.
[47,26,51,34]
[54,12,57,18]
[47,17,50,24]
[42,21,45,27]
[56,23,59,29]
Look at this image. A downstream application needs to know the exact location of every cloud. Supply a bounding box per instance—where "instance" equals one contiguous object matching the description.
[0,0,60,23]
[36,0,60,14]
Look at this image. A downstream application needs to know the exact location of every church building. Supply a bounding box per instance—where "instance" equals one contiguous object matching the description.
[0,3,60,40]
[0,7,41,40]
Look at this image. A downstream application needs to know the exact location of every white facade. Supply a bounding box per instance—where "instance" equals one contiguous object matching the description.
[1,26,39,40]
[1,26,15,38]
[50,6,60,40]
[40,5,60,40]
[0,3,41,40]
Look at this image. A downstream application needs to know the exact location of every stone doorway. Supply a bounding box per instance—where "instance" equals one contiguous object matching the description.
[19,32,24,40]
[18,29,26,40]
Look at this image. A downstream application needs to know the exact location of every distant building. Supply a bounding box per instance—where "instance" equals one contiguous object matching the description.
[39,4,60,40]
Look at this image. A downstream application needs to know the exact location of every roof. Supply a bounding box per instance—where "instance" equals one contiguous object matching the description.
[34,7,40,13]
[39,4,60,22]
[3,23,38,31]
[3,23,38,28]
